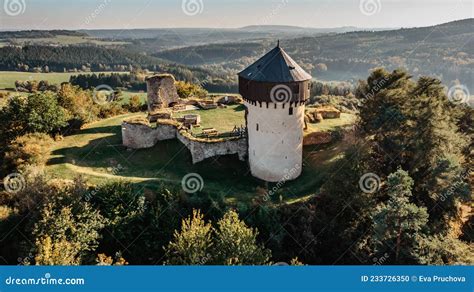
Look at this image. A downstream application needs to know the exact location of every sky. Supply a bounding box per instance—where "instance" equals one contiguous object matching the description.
[0,0,472,30]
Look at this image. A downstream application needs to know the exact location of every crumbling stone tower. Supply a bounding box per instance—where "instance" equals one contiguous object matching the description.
[146,74,180,112]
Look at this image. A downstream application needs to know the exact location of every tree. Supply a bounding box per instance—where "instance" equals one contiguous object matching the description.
[23,92,68,134]
[96,253,128,266]
[307,144,377,264]
[164,209,271,265]
[371,169,428,263]
[357,68,413,174]
[175,81,207,99]
[0,93,67,148]
[414,235,474,265]
[164,210,213,265]
[402,77,469,229]
[33,198,105,265]
[315,63,328,72]
[358,69,470,232]
[3,133,53,172]
[126,95,145,112]
[213,210,271,265]
[89,182,146,256]
[57,83,98,127]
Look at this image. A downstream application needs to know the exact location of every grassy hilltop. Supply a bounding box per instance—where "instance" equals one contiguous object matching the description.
[45,106,355,203]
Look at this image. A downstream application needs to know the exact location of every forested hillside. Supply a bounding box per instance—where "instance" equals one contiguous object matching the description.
[83,26,375,52]
[1,19,471,91]
[0,45,214,82]
[0,30,87,39]
[155,19,474,89]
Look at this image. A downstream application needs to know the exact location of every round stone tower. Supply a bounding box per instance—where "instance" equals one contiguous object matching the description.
[239,43,312,182]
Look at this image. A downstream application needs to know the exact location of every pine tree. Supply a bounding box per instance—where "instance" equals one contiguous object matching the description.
[402,77,469,230]
[372,169,428,263]
[358,70,470,232]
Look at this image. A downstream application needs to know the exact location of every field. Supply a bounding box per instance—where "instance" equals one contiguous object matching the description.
[0,35,129,47]
[45,108,355,203]
[0,72,78,89]
[0,71,130,89]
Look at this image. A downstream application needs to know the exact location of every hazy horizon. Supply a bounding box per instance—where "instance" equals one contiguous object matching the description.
[0,0,472,31]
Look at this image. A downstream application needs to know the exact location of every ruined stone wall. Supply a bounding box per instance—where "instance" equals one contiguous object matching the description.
[146,74,180,112]
[176,130,248,164]
[122,121,247,164]
[122,121,177,149]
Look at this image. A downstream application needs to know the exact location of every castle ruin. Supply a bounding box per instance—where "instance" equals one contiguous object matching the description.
[121,45,352,182]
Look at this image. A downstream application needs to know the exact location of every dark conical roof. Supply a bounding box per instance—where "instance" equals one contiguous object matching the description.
[238,44,312,83]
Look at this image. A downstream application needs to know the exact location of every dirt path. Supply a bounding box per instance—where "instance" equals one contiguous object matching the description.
[66,163,179,183]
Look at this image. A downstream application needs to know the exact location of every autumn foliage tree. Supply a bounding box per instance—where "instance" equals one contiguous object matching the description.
[165,210,271,265]
[164,210,213,265]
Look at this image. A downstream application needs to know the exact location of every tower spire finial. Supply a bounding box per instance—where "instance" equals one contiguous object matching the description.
[277,39,280,47]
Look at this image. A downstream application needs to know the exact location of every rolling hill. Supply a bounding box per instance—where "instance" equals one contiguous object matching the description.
[154,19,474,89]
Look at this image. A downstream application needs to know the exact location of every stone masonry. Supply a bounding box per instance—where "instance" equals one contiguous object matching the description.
[146,74,181,112]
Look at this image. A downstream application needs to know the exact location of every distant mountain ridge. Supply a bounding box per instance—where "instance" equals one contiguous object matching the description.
[238,25,389,34]
[154,18,474,90]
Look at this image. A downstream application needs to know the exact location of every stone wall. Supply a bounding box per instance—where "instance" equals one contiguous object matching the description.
[122,119,247,164]
[122,121,176,149]
[176,130,247,164]
[146,74,180,111]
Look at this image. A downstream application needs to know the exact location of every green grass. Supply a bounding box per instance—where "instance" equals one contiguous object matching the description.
[0,71,129,89]
[45,109,354,203]
[175,104,246,135]
[0,72,76,89]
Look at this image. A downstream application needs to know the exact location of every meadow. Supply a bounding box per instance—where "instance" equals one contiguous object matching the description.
[0,71,80,89]
[45,108,355,203]
[0,70,356,203]
[175,104,246,134]
[0,35,129,47]
[0,71,130,89]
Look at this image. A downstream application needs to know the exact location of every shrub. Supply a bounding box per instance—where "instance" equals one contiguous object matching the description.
[98,103,125,119]
[57,83,97,127]
[126,95,145,112]
[176,81,207,99]
[4,133,53,172]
